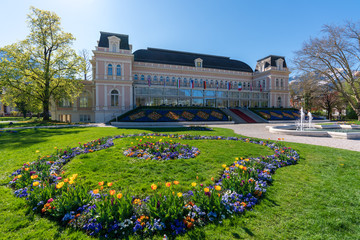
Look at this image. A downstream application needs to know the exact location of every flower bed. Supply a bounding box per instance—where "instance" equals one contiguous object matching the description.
[9,133,299,238]
[124,140,200,160]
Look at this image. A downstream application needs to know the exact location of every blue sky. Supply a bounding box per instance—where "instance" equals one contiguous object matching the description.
[1,0,360,73]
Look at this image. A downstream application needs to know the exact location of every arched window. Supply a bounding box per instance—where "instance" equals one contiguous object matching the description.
[160,76,164,84]
[134,74,138,80]
[147,75,151,81]
[195,79,198,87]
[277,96,282,107]
[184,78,188,86]
[116,65,121,76]
[172,77,176,86]
[111,90,119,107]
[153,76,158,82]
[108,64,113,76]
[141,75,145,81]
[166,76,170,85]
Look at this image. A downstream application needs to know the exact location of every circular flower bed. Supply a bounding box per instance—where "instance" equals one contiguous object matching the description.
[124,140,200,160]
[8,133,299,239]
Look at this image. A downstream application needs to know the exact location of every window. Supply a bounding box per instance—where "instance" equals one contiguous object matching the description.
[80,97,88,108]
[134,74,138,80]
[80,115,91,122]
[141,75,145,81]
[280,79,284,88]
[160,76,164,84]
[111,90,119,106]
[112,44,117,52]
[263,79,266,89]
[108,64,113,76]
[277,96,282,107]
[153,76,158,82]
[58,99,71,107]
[276,79,279,87]
[116,65,121,76]
[172,77,176,86]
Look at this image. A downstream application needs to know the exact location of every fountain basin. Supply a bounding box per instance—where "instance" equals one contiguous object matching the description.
[268,124,360,139]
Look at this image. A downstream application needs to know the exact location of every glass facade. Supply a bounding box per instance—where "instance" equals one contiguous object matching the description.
[133,86,268,108]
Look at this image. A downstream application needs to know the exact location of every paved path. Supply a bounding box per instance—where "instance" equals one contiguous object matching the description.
[215,123,360,152]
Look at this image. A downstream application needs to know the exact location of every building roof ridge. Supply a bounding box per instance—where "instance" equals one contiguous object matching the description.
[147,48,230,59]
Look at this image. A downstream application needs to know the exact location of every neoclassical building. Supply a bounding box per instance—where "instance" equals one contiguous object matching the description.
[51,32,290,123]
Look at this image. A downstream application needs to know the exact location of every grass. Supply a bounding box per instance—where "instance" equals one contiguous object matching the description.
[1,126,360,239]
[0,117,28,121]
[316,120,360,126]
[64,137,272,195]
[0,118,90,129]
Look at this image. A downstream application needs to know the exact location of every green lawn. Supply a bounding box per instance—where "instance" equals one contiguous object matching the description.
[0,118,90,129]
[1,127,359,239]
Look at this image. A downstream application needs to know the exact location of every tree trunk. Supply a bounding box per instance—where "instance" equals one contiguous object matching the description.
[43,100,50,121]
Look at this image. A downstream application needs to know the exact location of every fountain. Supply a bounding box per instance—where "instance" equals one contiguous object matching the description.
[300,107,305,131]
[268,107,360,139]
[308,111,313,128]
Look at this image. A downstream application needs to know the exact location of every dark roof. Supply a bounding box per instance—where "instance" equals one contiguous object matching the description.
[257,55,287,68]
[98,32,130,50]
[133,48,253,73]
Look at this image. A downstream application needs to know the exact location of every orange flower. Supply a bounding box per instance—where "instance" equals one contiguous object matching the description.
[215,185,221,191]
[151,184,157,190]
[68,180,74,185]
[191,182,197,187]
[56,182,64,189]
[93,189,99,194]
[177,192,183,197]
[24,168,29,171]
[109,190,116,196]
[204,188,210,192]
[117,193,123,199]
[100,186,104,190]
[211,177,214,181]
[173,181,179,185]
[107,182,113,187]
[98,181,104,186]
[64,178,69,183]
[165,182,171,187]
[31,175,38,179]
[33,182,40,187]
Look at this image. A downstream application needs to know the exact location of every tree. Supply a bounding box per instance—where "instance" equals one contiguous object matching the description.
[315,85,342,120]
[293,21,360,120]
[289,73,321,111]
[1,87,42,118]
[0,7,84,120]
[78,49,92,81]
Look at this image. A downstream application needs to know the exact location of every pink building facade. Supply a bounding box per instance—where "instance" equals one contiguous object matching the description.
[51,32,290,123]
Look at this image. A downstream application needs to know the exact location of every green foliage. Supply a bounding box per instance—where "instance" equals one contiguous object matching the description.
[147,188,186,226]
[0,7,84,120]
